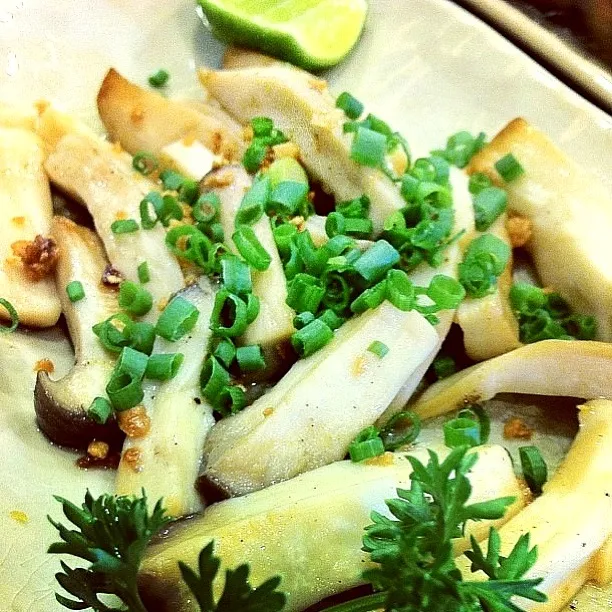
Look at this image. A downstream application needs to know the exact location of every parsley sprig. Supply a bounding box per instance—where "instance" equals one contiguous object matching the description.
[324,447,546,612]
[48,491,285,612]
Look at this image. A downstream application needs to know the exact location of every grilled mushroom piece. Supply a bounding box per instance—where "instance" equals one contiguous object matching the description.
[34,216,122,448]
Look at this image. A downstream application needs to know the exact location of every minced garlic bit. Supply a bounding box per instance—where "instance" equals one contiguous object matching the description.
[242,125,254,142]
[272,141,300,160]
[87,440,110,460]
[503,417,534,440]
[352,355,367,377]
[9,510,28,524]
[364,451,395,467]
[130,106,145,124]
[101,264,124,287]
[11,216,25,226]
[11,235,59,281]
[262,407,274,417]
[202,168,235,188]
[111,141,123,154]
[181,130,197,147]
[122,447,143,473]
[33,358,54,374]
[118,405,151,439]
[506,215,533,248]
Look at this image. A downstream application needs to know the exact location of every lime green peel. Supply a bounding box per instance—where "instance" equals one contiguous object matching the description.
[197,0,368,70]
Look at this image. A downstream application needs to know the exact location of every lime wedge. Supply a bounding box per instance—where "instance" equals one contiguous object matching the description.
[198,0,368,70]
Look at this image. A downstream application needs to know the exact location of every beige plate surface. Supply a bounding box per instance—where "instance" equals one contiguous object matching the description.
[0,0,611,609]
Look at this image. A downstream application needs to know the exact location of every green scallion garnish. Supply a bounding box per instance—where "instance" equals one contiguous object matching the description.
[87,396,113,424]
[137,262,150,284]
[473,186,508,231]
[236,345,266,373]
[66,281,85,303]
[0,298,19,334]
[519,445,548,495]
[118,281,153,317]
[156,296,200,341]
[336,92,364,120]
[132,151,159,176]
[367,340,389,358]
[105,346,148,411]
[145,352,184,381]
[348,426,385,462]
[495,153,525,183]
[111,219,139,234]
[232,226,272,271]
[148,69,169,88]
[291,318,334,358]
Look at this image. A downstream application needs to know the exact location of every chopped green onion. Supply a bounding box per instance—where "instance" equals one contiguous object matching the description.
[336,91,364,119]
[367,340,389,358]
[148,69,169,88]
[159,194,183,226]
[343,217,373,238]
[459,404,491,444]
[428,155,451,184]
[468,172,493,195]
[137,261,150,284]
[386,269,415,311]
[350,126,388,168]
[145,352,184,380]
[380,411,421,450]
[353,240,400,285]
[348,426,385,462]
[132,151,159,175]
[165,225,212,270]
[66,280,85,303]
[200,356,230,401]
[205,222,225,243]
[284,242,304,280]
[215,385,247,417]
[0,299,19,333]
[427,274,466,310]
[443,416,481,448]
[221,255,252,297]
[193,193,220,224]
[291,319,334,358]
[294,230,328,277]
[267,156,308,187]
[210,290,249,338]
[519,445,548,495]
[564,314,597,340]
[139,191,163,229]
[236,345,266,373]
[350,280,387,314]
[242,141,268,173]
[245,293,260,324]
[178,179,199,205]
[273,223,298,257]
[156,296,200,341]
[411,158,437,182]
[93,313,133,353]
[321,270,351,312]
[509,283,547,316]
[336,195,370,219]
[317,309,344,330]
[118,281,153,317]
[269,181,309,216]
[105,347,148,410]
[236,174,270,226]
[160,169,185,191]
[251,116,273,137]
[473,186,508,231]
[432,355,456,380]
[129,321,156,355]
[286,273,325,314]
[293,311,315,329]
[232,225,272,271]
[111,219,139,234]
[495,153,525,183]
[326,234,356,256]
[459,234,511,298]
[213,338,236,369]
[87,397,113,424]
[434,131,486,168]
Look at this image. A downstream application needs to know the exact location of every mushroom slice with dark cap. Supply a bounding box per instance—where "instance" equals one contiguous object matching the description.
[34,216,122,448]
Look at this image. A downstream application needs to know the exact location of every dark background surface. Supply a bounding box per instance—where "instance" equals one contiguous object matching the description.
[508,0,612,68]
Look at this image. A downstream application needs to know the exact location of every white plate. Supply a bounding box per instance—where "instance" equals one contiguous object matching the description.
[1,1,611,610]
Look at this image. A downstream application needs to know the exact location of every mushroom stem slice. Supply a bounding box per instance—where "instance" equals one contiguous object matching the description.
[199,64,406,234]
[458,399,612,610]
[115,281,216,517]
[381,167,476,421]
[455,214,521,362]
[44,130,184,320]
[205,165,295,354]
[34,217,120,448]
[0,126,61,327]
[467,117,612,341]
[97,68,243,162]
[202,301,438,497]
[412,340,612,421]
[140,445,527,612]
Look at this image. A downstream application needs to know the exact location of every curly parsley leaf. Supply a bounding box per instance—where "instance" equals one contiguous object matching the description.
[178,541,286,612]
[48,490,170,612]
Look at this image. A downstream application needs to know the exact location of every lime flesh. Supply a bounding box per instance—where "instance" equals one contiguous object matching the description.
[198,0,368,70]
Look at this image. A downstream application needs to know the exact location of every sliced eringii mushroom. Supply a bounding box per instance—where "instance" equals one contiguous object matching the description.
[34,216,122,448]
